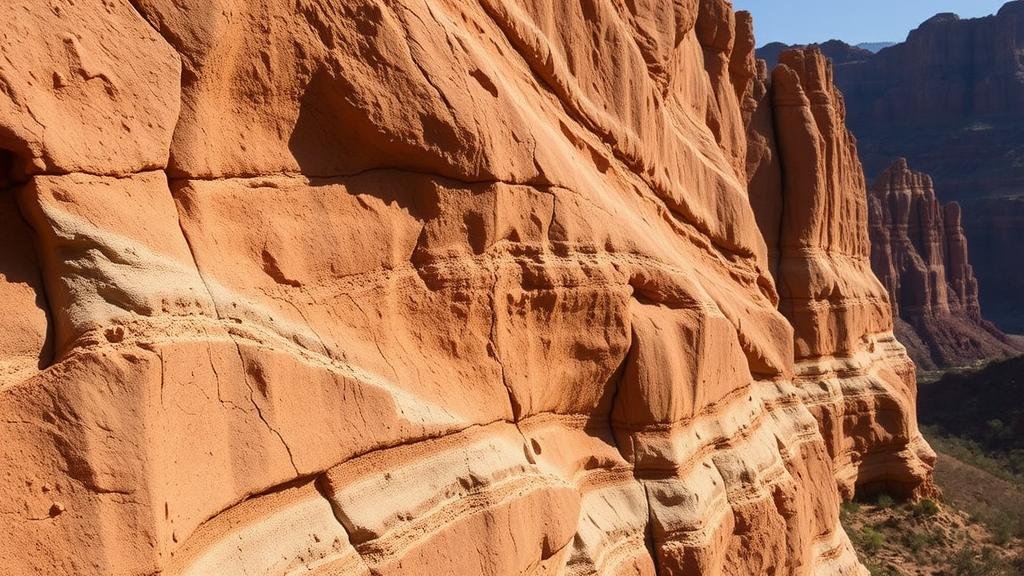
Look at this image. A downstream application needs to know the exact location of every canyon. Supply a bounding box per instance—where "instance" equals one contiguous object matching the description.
[758,1,1024,335]
[0,1,933,575]
[867,159,1023,369]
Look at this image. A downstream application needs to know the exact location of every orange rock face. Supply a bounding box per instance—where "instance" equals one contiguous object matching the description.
[0,2,931,575]
[746,47,936,503]
[763,2,1024,335]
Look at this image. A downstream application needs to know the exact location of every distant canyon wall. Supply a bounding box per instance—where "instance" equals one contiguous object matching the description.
[0,1,932,575]
[867,160,1023,369]
[758,0,1024,335]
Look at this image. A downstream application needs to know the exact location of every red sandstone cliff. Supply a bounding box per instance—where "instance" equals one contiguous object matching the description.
[868,159,1023,369]
[0,1,931,574]
[745,47,935,500]
[839,4,1024,126]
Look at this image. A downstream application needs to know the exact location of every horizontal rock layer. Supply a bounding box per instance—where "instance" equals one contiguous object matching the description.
[0,1,932,575]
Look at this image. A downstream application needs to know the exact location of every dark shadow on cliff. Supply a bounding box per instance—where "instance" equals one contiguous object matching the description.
[287,70,356,181]
[288,70,461,178]
[0,147,55,371]
[0,148,14,190]
[286,70,447,216]
[288,71,435,211]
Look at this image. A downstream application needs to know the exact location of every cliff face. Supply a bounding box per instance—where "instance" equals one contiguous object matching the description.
[758,1,1024,333]
[838,4,1024,127]
[0,1,931,575]
[961,197,1024,331]
[745,47,934,502]
[867,160,1023,369]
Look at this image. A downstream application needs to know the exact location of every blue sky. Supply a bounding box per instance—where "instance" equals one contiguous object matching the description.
[732,0,1010,45]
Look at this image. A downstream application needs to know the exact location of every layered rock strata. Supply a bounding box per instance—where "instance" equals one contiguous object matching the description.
[744,47,935,502]
[0,1,932,575]
[867,159,1023,369]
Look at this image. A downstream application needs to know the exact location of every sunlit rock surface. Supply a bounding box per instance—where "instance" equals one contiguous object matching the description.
[0,1,932,574]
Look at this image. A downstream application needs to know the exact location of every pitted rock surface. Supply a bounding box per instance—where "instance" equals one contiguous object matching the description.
[0,2,933,574]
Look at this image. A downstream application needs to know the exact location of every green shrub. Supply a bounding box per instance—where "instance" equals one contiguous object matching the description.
[857,527,885,554]
[842,500,862,514]
[902,531,925,553]
[992,519,1014,546]
[951,545,1007,576]
[898,529,944,561]
[839,500,861,525]
[921,427,1024,486]
[912,498,940,517]
[876,493,895,509]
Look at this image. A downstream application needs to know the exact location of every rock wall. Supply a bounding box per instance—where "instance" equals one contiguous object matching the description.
[758,1,1024,334]
[867,160,1023,369]
[838,3,1024,128]
[744,46,935,503]
[0,1,932,575]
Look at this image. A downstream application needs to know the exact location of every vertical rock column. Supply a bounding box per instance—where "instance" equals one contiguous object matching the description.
[867,159,1023,368]
[746,47,937,500]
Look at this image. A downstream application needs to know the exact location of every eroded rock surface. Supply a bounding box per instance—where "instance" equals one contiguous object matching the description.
[0,2,932,575]
[867,159,1023,369]
[745,47,935,503]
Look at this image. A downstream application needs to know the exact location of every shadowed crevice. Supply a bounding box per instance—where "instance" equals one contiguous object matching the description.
[0,149,15,190]
[1,147,55,374]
